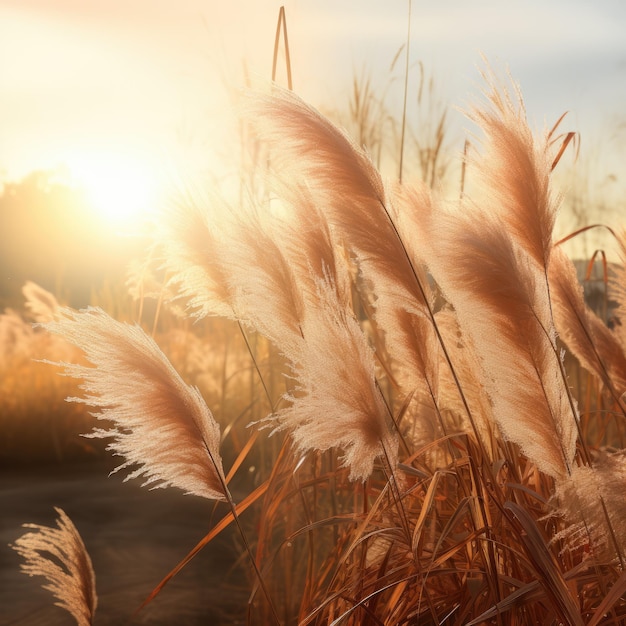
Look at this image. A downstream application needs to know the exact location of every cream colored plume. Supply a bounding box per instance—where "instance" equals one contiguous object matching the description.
[22,281,60,323]
[414,202,577,480]
[43,307,227,501]
[269,277,398,481]
[468,68,560,270]
[549,246,626,404]
[403,74,578,479]
[241,85,431,317]
[266,182,353,313]
[555,452,626,559]
[12,507,97,626]
[155,187,305,363]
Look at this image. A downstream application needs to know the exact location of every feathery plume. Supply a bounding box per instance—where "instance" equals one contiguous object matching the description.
[414,203,577,480]
[549,247,626,400]
[266,182,353,311]
[43,307,227,501]
[555,452,626,559]
[468,67,560,270]
[155,186,236,321]
[611,230,626,355]
[22,281,60,323]
[224,206,306,359]
[241,85,430,314]
[400,71,579,478]
[12,507,97,626]
[155,186,305,361]
[432,308,498,455]
[269,277,398,481]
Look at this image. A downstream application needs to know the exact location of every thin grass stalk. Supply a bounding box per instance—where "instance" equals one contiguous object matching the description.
[380,443,412,548]
[219,481,282,625]
[272,6,292,90]
[398,0,411,184]
[291,459,318,618]
[376,198,491,466]
[460,138,469,199]
[138,480,270,614]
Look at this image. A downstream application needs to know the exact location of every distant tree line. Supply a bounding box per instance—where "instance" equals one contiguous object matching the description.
[0,170,140,309]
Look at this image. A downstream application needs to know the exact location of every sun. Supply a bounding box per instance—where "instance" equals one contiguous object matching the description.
[67,151,162,228]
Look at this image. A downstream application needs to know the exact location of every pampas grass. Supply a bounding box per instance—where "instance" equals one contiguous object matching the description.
[12,507,97,626]
[43,306,228,501]
[12,61,626,625]
[267,275,399,482]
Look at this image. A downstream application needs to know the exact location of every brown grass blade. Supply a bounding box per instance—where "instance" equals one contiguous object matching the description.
[137,480,269,612]
[505,501,584,626]
[587,568,626,626]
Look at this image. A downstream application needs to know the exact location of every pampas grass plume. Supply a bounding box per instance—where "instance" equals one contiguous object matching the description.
[269,277,398,481]
[43,307,227,501]
[12,507,97,626]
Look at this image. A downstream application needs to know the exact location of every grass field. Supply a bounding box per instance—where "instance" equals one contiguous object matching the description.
[3,38,626,626]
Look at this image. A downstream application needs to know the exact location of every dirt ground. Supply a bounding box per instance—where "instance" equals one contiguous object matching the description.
[0,462,251,625]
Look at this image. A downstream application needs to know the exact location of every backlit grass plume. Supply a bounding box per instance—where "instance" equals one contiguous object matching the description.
[411,190,577,480]
[43,307,227,501]
[269,276,399,481]
[469,67,560,270]
[241,86,431,316]
[549,246,626,407]
[156,186,305,362]
[12,507,97,626]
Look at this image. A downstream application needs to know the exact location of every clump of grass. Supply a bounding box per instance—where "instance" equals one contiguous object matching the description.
[0,284,99,464]
[13,65,626,626]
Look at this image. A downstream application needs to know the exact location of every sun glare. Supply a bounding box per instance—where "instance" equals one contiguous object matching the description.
[67,152,162,228]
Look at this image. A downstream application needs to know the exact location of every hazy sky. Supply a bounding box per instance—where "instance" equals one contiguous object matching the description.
[2,0,625,192]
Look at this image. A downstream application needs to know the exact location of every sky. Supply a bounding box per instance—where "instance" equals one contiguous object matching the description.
[1,0,625,228]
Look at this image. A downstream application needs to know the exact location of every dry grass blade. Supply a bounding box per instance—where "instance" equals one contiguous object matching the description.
[587,569,626,626]
[12,507,97,626]
[505,501,584,626]
[550,131,578,171]
[43,307,227,501]
[272,6,292,89]
[138,480,269,612]
[465,579,543,625]
[410,472,441,550]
